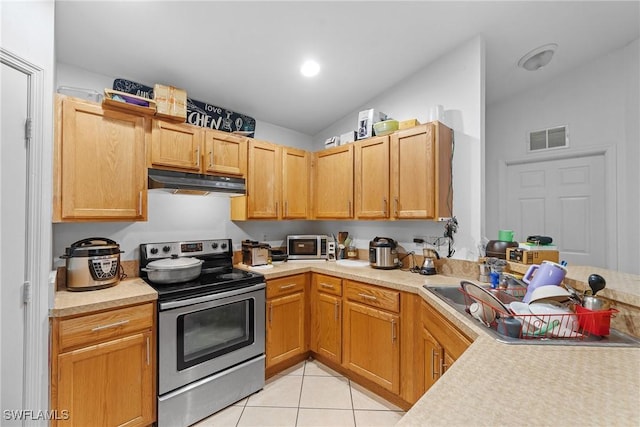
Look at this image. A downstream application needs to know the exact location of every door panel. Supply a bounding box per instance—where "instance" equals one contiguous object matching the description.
[506,155,605,267]
[0,61,28,416]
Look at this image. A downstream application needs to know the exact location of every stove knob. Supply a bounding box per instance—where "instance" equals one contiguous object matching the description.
[162,246,171,253]
[211,243,218,249]
[221,242,227,249]
[150,248,158,255]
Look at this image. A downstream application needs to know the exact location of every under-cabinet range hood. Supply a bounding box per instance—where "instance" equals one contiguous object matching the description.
[148,168,246,196]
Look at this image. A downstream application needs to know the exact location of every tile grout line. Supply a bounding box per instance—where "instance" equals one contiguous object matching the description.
[348,378,357,427]
[293,360,307,426]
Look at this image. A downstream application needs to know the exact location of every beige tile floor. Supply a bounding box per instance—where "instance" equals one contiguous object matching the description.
[193,359,405,427]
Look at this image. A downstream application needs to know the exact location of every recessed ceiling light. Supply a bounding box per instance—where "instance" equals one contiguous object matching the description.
[300,60,320,77]
[518,43,558,71]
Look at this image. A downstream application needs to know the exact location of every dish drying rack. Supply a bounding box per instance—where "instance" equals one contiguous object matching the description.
[459,286,618,339]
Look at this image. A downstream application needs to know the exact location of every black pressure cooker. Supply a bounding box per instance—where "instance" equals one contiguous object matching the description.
[369,237,400,269]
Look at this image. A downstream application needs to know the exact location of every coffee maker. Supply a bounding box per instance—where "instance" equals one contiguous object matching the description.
[420,248,439,275]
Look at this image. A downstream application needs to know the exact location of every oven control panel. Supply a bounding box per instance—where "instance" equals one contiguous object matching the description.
[142,239,231,260]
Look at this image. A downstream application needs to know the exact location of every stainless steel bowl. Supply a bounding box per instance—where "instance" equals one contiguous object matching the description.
[142,257,203,284]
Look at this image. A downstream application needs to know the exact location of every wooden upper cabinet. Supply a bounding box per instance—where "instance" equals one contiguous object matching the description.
[390,122,453,220]
[150,120,203,171]
[204,130,247,176]
[354,135,390,219]
[247,139,281,219]
[314,145,354,219]
[282,147,310,219]
[54,95,147,222]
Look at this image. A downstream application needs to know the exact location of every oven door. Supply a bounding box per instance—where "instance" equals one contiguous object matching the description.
[158,283,266,395]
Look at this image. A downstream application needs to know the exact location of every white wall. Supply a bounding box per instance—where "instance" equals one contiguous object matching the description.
[312,36,485,259]
[53,36,485,262]
[486,38,639,274]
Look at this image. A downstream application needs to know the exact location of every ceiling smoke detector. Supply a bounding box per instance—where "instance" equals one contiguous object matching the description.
[518,43,558,71]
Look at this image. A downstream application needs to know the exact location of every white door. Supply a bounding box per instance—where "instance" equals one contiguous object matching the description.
[1,60,29,419]
[506,155,606,267]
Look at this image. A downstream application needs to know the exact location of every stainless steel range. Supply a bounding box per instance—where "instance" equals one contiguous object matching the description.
[139,239,265,427]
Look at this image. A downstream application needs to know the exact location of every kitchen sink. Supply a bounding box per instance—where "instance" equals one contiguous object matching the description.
[424,284,640,347]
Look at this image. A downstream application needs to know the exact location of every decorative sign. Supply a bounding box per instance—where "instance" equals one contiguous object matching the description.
[113,78,256,137]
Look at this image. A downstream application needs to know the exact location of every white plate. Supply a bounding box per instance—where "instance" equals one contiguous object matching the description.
[528,302,581,338]
[509,302,549,336]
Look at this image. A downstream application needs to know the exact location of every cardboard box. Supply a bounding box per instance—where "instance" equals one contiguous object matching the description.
[340,131,356,145]
[154,84,187,121]
[507,247,559,264]
[357,109,387,140]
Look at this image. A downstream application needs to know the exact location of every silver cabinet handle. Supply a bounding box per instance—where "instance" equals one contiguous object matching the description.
[91,319,129,332]
[268,303,273,323]
[358,293,377,301]
[284,201,288,217]
[348,200,352,216]
[208,150,214,168]
[394,198,399,216]
[279,284,296,290]
[335,301,339,321]
[432,349,439,379]
[320,283,335,290]
[383,197,387,216]
[195,146,200,167]
[391,319,397,342]
[275,201,279,216]
[138,191,142,215]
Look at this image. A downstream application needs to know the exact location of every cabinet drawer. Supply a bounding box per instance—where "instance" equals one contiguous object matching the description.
[345,281,399,313]
[313,274,342,296]
[59,303,154,352]
[267,274,306,298]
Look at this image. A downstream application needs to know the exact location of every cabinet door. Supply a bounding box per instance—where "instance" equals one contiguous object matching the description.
[314,145,354,218]
[247,140,281,219]
[204,130,247,176]
[390,124,435,219]
[266,292,305,368]
[150,120,203,171]
[57,331,153,427]
[418,325,443,395]
[355,136,390,218]
[343,301,399,393]
[314,292,342,363]
[282,147,309,219]
[56,97,146,221]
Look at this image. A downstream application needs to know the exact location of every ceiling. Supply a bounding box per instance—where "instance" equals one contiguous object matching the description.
[55,1,639,136]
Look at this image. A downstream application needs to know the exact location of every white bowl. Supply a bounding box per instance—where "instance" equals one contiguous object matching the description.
[528,285,571,304]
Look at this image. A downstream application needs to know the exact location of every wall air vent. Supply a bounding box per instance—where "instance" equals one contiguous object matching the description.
[528,125,568,152]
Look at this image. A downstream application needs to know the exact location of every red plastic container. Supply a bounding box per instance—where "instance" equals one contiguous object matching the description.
[575,305,615,336]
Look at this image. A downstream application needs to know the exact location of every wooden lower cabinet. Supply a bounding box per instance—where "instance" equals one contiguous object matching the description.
[342,281,400,394]
[50,302,156,427]
[266,274,308,369]
[416,299,471,396]
[311,274,342,364]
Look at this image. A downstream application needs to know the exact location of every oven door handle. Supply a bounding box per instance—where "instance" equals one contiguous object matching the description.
[159,282,266,311]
